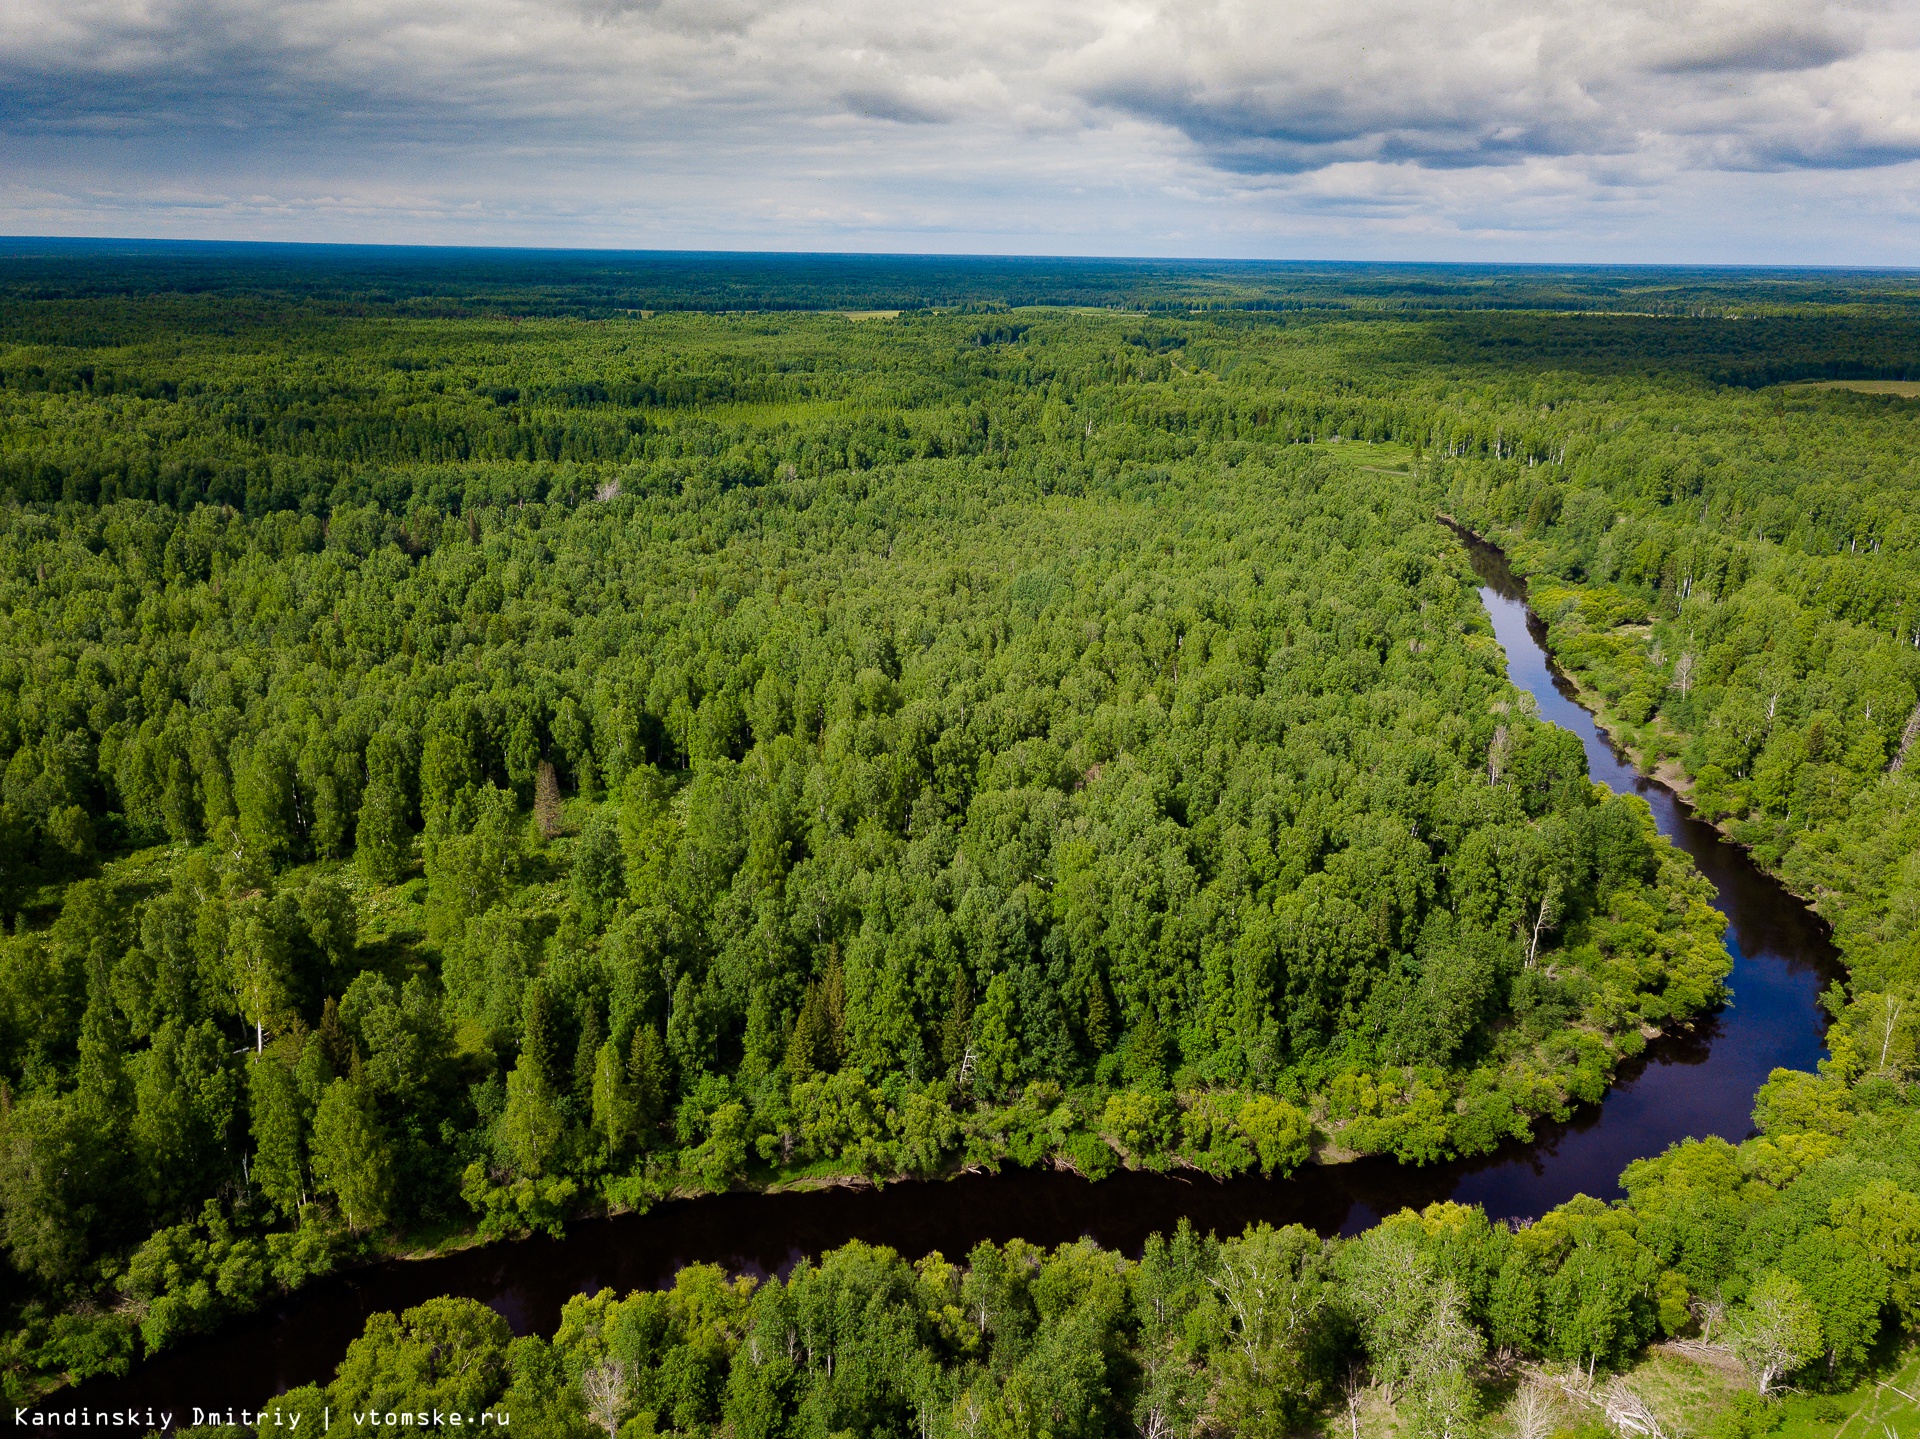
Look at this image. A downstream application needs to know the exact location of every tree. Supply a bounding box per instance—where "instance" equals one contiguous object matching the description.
[1103,1088,1176,1167]
[1238,1095,1312,1176]
[629,1023,670,1133]
[688,1103,751,1192]
[298,876,359,985]
[972,973,1021,1093]
[424,784,524,944]
[1489,1250,1544,1354]
[1398,1279,1483,1439]
[1729,1271,1822,1395]
[1751,1068,1854,1139]
[785,957,845,1081]
[1542,1237,1645,1370]
[250,1054,308,1217]
[329,1296,513,1422]
[571,814,626,933]
[342,972,452,1103]
[591,1039,637,1156]
[892,1083,962,1177]
[0,1090,108,1284]
[1210,1223,1335,1433]
[355,780,412,886]
[311,1077,394,1231]
[581,1357,627,1437]
[1337,1222,1435,1399]
[46,804,94,865]
[226,894,295,1053]
[420,728,481,828]
[234,741,300,869]
[257,1385,330,1436]
[131,1018,235,1216]
[1511,1378,1558,1439]
[522,981,566,1092]
[504,1051,567,1179]
[1774,1227,1890,1378]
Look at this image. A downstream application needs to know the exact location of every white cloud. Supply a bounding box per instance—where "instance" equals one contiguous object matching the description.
[1,0,1917,257]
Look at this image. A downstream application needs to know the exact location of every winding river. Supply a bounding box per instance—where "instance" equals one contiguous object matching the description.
[48,535,1838,1423]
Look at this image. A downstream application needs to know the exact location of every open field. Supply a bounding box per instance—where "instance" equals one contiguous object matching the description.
[1790,379,1920,397]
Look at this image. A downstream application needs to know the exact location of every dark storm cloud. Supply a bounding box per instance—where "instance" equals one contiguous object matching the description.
[1648,24,1859,75]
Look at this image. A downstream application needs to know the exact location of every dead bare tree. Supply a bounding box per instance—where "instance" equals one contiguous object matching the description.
[1511,1377,1557,1439]
[1597,1377,1669,1439]
[1691,1293,1728,1343]
[581,1358,626,1438]
[534,759,564,838]
[1526,878,1563,969]
[1342,1362,1368,1439]
[1673,651,1696,697]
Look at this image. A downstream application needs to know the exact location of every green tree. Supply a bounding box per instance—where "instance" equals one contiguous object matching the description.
[522,980,566,1092]
[571,814,627,934]
[1730,1271,1823,1395]
[1238,1095,1312,1176]
[1210,1223,1335,1434]
[131,1018,235,1216]
[424,784,523,945]
[327,1297,514,1432]
[311,1077,394,1231]
[0,1090,109,1284]
[226,894,295,1053]
[630,1023,670,1133]
[502,1053,566,1179]
[234,741,300,870]
[298,876,359,985]
[591,1039,637,1156]
[1103,1088,1176,1167]
[354,780,412,885]
[249,1053,308,1217]
[420,728,481,827]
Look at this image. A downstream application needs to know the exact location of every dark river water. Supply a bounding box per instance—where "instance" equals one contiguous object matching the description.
[46,534,1838,1425]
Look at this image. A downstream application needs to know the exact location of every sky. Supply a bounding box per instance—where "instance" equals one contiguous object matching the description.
[3,0,1919,263]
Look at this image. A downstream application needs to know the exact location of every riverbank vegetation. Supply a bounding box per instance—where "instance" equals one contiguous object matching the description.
[258,1068,1920,1439]
[2,256,1918,1418]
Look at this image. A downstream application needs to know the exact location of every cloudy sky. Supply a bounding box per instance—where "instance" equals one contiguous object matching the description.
[3,0,1919,261]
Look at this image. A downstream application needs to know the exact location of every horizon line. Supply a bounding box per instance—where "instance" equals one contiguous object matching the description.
[4,235,1920,276]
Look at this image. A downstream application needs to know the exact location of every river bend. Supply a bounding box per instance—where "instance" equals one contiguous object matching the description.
[47,535,1837,1420]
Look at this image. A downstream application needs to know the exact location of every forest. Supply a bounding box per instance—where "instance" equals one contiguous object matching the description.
[1,253,1918,1436]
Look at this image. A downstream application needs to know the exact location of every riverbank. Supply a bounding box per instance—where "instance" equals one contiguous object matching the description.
[1441,517,1844,928]
[1506,562,1842,926]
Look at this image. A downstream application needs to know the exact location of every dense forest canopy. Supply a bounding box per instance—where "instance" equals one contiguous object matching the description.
[2,251,1919,1426]
[7,238,1920,319]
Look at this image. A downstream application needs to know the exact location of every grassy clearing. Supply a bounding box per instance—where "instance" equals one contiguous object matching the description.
[1455,1346,1920,1439]
[1297,438,1419,474]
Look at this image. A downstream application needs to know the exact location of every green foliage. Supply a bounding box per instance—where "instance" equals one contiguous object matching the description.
[461,1162,580,1241]
[1709,1391,1784,1439]
[310,1077,394,1232]
[247,1053,307,1217]
[310,1296,515,1435]
[1731,1272,1825,1395]
[1103,1088,1177,1168]
[10,267,1918,1410]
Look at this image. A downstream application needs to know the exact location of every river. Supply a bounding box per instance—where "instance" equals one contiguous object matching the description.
[46,533,1837,1423]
